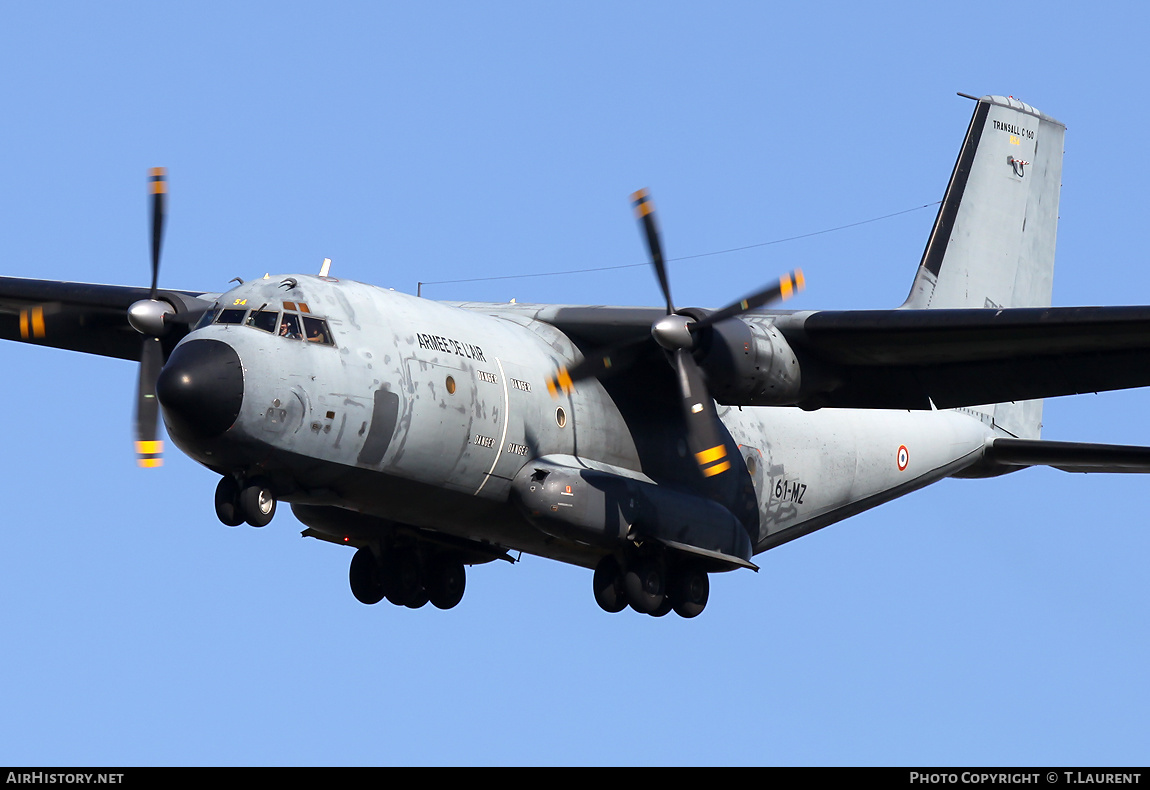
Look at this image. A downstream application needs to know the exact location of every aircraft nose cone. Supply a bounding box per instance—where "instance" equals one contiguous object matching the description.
[157,339,244,438]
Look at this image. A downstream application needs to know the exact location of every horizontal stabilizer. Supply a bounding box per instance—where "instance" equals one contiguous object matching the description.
[986,438,1150,473]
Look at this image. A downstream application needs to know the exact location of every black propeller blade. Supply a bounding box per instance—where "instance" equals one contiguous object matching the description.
[544,331,649,398]
[132,167,170,467]
[632,189,674,315]
[546,189,805,479]
[148,166,166,299]
[673,348,731,478]
[693,269,805,331]
[136,336,164,468]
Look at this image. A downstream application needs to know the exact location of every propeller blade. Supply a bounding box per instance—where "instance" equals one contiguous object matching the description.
[673,348,730,478]
[134,168,169,468]
[550,189,804,484]
[148,167,167,299]
[545,333,649,397]
[135,336,164,468]
[631,189,674,315]
[694,269,805,330]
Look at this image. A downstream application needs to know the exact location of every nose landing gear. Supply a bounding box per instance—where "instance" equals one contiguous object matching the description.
[214,476,277,528]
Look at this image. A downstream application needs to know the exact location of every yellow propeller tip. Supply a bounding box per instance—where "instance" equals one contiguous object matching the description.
[780,270,806,301]
[630,189,655,218]
[148,167,167,194]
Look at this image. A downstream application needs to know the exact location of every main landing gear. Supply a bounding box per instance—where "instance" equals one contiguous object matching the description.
[593,552,710,618]
[348,545,467,611]
[214,476,277,528]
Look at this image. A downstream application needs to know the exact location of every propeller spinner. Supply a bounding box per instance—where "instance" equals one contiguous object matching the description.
[547,189,804,478]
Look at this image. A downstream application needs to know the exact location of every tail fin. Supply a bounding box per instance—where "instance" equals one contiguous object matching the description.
[904,94,1065,311]
[904,94,1066,439]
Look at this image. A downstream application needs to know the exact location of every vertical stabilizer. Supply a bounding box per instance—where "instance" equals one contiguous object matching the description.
[904,95,1066,439]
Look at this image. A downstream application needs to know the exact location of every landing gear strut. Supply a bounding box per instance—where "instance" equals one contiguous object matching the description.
[593,552,709,618]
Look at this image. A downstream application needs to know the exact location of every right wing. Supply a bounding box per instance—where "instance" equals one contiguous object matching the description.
[0,276,214,361]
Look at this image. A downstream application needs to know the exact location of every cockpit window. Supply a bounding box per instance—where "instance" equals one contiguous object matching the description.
[246,308,280,333]
[278,312,303,340]
[302,315,334,345]
[206,300,335,347]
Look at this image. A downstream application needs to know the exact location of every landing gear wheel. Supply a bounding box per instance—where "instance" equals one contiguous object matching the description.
[672,567,709,619]
[592,555,626,613]
[385,550,422,606]
[405,587,430,609]
[239,483,276,527]
[624,559,666,615]
[427,559,466,610]
[649,596,673,617]
[214,476,243,527]
[349,547,385,605]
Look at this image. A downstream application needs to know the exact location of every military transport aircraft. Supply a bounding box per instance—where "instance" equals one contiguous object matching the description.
[4,93,1150,619]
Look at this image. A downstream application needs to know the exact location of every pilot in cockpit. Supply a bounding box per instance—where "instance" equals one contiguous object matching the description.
[279,313,302,339]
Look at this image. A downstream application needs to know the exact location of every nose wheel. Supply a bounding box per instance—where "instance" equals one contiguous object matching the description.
[214,476,277,528]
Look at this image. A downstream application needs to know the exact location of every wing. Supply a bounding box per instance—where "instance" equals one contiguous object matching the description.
[772,306,1150,410]
[450,301,665,345]
[462,301,1150,412]
[0,276,215,361]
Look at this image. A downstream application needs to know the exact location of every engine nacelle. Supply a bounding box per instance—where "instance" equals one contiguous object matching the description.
[697,317,802,406]
[511,457,753,566]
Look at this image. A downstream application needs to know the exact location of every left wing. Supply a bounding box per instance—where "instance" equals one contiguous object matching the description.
[771,305,1150,410]
[463,301,1150,412]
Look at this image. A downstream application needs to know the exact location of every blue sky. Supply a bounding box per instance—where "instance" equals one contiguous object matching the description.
[1,1,1148,766]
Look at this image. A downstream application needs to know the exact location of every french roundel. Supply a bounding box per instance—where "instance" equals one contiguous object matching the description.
[897,445,909,471]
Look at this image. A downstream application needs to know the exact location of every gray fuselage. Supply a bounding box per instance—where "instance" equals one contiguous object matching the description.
[168,274,996,569]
